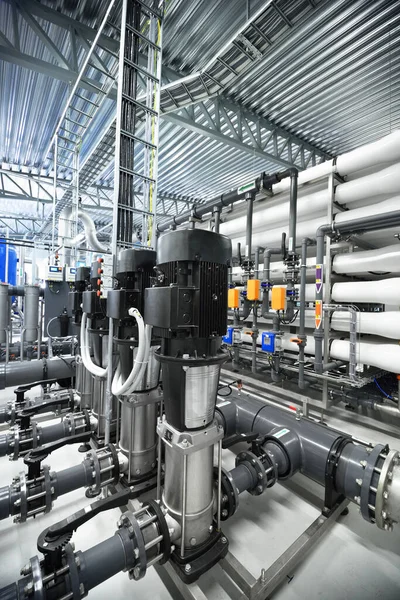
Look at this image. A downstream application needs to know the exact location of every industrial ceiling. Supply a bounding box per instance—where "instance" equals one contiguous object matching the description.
[0,0,398,241]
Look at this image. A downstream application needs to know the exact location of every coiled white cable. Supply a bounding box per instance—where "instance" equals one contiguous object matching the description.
[111,308,149,396]
[80,312,108,378]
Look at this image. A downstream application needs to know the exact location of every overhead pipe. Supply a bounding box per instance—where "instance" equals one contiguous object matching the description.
[272,130,400,194]
[217,162,400,242]
[58,207,108,262]
[314,210,400,373]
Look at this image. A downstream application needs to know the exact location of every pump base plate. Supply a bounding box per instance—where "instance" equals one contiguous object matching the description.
[170,530,229,583]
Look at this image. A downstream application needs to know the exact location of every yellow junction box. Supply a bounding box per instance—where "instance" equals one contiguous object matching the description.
[247,279,260,301]
[271,287,286,311]
[228,288,240,309]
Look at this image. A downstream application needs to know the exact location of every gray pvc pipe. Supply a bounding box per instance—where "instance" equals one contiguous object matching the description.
[0,356,76,389]
[216,393,373,503]
[79,534,129,592]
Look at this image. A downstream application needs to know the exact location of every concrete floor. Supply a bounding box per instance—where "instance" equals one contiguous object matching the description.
[0,385,399,599]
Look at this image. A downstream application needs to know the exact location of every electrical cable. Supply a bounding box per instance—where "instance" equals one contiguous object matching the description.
[374,377,395,401]
[218,379,240,397]
[80,312,108,378]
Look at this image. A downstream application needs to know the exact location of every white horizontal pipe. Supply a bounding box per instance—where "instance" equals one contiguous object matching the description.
[332,244,400,275]
[335,164,400,204]
[231,217,327,250]
[331,311,400,339]
[220,162,400,241]
[335,196,400,224]
[272,130,400,194]
[241,331,400,374]
[332,277,400,305]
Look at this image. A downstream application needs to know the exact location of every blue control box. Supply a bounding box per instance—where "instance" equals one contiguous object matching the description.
[261,331,276,353]
[222,327,234,345]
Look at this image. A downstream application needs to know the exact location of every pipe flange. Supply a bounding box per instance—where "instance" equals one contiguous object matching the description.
[122,513,147,581]
[42,465,52,515]
[216,467,239,521]
[18,471,27,523]
[375,449,400,531]
[235,451,267,496]
[360,443,385,523]
[30,554,45,600]
[12,427,20,460]
[31,421,38,449]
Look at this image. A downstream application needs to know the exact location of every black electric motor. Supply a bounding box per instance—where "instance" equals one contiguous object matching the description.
[145,229,232,431]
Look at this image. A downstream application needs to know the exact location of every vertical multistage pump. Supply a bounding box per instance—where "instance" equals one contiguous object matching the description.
[145,228,232,581]
[107,249,160,483]
[81,260,112,439]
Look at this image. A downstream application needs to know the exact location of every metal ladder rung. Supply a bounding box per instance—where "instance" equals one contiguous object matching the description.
[70,106,93,119]
[73,93,100,107]
[59,126,80,137]
[57,160,77,170]
[106,20,120,32]
[122,93,158,117]
[123,56,160,83]
[86,61,116,80]
[57,134,77,145]
[121,129,157,149]
[64,117,87,129]
[136,0,163,20]
[117,205,155,216]
[120,166,156,183]
[125,24,161,52]
[85,81,107,94]
[57,144,75,154]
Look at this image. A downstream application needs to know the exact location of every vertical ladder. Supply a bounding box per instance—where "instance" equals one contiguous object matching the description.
[113,0,164,253]
[47,0,118,255]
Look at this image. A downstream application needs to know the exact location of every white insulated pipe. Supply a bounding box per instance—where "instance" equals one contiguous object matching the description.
[222,163,400,243]
[241,331,400,374]
[332,278,400,306]
[331,312,400,340]
[272,130,400,194]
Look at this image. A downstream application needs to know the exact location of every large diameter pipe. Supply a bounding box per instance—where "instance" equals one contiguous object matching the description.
[331,277,400,304]
[272,130,400,194]
[0,284,9,343]
[0,356,76,389]
[23,285,40,343]
[218,162,400,242]
[241,330,400,374]
[217,393,400,530]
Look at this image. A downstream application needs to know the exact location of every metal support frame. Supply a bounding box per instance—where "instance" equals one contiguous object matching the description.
[164,96,328,171]
[154,494,349,600]
[321,172,335,410]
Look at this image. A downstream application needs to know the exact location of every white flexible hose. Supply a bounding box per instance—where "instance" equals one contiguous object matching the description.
[80,312,108,378]
[111,309,148,396]
[124,324,152,396]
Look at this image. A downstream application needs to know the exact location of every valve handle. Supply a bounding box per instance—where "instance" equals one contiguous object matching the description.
[24,432,92,479]
[37,488,134,572]
[15,394,74,430]
[14,378,58,403]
